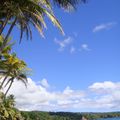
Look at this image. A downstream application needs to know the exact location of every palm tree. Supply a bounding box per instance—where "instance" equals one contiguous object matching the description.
[0,54,28,94]
[0,35,12,90]
[0,0,63,48]
[0,35,14,90]
[4,72,28,96]
[0,0,86,50]
[0,35,28,95]
[0,92,24,120]
[0,35,12,59]
[53,0,86,10]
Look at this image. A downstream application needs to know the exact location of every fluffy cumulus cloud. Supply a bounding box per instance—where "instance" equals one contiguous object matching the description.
[88,81,120,109]
[89,81,120,92]
[7,78,85,111]
[5,79,120,112]
[93,22,117,32]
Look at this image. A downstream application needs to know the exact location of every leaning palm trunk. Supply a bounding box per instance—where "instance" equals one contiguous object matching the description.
[5,78,14,96]
[4,77,12,88]
[0,17,17,52]
[0,15,11,35]
[0,75,8,89]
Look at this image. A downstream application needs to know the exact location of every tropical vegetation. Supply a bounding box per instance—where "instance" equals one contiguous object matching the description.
[0,35,28,119]
[0,92,24,120]
[0,0,86,119]
[21,111,120,120]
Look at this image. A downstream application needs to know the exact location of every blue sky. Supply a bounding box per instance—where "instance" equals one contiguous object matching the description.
[7,0,120,112]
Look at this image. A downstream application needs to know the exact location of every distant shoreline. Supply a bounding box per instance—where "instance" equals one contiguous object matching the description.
[21,111,120,120]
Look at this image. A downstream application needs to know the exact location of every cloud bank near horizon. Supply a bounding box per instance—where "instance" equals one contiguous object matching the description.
[6,78,120,112]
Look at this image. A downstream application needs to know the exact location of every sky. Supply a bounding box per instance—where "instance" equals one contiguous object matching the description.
[5,0,120,112]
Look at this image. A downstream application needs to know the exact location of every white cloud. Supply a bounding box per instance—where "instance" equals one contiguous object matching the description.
[79,44,91,51]
[88,81,120,110]
[93,22,117,32]
[89,81,118,90]
[89,81,120,94]
[54,37,73,51]
[40,78,49,88]
[3,78,120,112]
[6,78,84,111]
[70,46,76,54]
[54,37,91,54]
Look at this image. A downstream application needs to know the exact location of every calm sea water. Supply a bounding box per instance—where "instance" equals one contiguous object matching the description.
[97,118,120,120]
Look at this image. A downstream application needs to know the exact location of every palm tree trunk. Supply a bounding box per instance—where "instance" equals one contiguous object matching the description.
[5,78,14,96]
[0,17,17,52]
[0,15,10,35]
[0,75,8,89]
[4,78,11,88]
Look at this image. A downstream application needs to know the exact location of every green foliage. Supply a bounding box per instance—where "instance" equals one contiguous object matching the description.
[0,92,24,120]
[0,0,86,44]
[0,1,87,120]
[21,111,82,120]
[0,35,29,119]
[0,35,29,96]
[20,111,120,120]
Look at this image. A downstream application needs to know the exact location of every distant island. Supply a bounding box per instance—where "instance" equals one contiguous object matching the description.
[21,111,120,120]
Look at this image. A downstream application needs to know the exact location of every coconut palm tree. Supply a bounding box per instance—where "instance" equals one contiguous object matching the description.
[0,53,28,93]
[0,92,24,120]
[0,35,28,94]
[0,0,86,50]
[0,0,63,48]
[0,35,13,90]
[4,72,28,96]
[0,35,12,59]
[0,35,14,90]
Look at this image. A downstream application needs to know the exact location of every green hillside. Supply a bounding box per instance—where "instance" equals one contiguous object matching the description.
[21,111,120,120]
